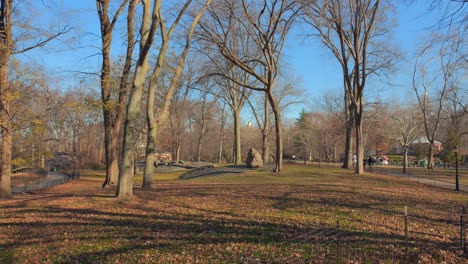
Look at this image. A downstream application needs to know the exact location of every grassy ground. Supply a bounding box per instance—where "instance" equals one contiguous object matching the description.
[1,164,467,263]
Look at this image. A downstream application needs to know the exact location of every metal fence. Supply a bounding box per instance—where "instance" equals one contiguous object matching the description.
[11,169,69,193]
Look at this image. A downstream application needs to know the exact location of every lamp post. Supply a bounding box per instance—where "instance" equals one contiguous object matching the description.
[32,146,39,169]
[403,145,407,174]
[454,146,459,191]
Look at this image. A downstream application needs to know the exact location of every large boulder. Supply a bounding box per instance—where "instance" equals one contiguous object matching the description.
[246,148,263,168]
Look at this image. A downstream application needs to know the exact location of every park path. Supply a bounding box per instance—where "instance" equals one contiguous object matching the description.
[11,172,70,194]
[373,167,468,192]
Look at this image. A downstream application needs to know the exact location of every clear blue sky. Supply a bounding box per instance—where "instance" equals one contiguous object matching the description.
[20,0,451,120]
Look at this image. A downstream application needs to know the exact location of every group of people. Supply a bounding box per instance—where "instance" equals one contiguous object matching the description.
[352,155,375,171]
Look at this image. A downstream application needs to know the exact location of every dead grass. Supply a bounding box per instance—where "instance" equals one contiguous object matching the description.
[0,164,467,263]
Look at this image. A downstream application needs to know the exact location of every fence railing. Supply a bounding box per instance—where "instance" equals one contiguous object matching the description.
[11,169,69,193]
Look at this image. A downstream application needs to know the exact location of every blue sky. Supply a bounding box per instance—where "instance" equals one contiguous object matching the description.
[19,0,453,119]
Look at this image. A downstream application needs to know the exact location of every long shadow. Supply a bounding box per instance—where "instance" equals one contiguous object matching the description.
[1,176,465,262]
[0,202,460,263]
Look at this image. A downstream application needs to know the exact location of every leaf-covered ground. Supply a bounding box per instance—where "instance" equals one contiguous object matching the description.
[1,164,467,263]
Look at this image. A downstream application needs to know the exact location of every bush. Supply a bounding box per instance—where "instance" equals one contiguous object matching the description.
[12,157,29,168]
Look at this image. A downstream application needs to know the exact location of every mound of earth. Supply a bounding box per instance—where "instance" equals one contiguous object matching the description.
[178,165,246,180]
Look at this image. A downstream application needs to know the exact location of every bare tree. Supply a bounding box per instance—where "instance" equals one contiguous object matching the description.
[191,91,215,161]
[118,0,161,198]
[0,0,69,198]
[96,0,136,188]
[198,0,299,172]
[141,0,212,189]
[412,34,464,170]
[302,0,395,174]
[167,71,191,162]
[117,0,212,195]
[387,104,423,167]
[196,12,256,165]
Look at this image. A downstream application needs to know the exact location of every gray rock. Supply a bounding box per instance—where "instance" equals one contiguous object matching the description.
[245,148,263,168]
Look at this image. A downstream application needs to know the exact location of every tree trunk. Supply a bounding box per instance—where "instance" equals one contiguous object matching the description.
[174,139,181,162]
[196,123,205,162]
[218,107,226,164]
[355,104,364,175]
[142,123,157,189]
[118,65,148,197]
[427,142,434,170]
[0,0,13,199]
[102,120,119,187]
[233,109,242,165]
[267,91,283,172]
[262,93,269,164]
[0,60,12,198]
[98,0,134,188]
[342,91,354,169]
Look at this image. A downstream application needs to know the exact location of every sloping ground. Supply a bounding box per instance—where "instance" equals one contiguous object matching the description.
[178,166,245,180]
[0,164,467,263]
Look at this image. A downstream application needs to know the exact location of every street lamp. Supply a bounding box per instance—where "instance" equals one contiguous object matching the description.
[454,146,459,191]
[32,146,39,169]
[403,145,407,174]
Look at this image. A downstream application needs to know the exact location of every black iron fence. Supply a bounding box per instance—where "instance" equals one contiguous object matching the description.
[11,169,69,193]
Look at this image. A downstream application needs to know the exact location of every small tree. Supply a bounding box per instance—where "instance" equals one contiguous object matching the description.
[412,34,462,170]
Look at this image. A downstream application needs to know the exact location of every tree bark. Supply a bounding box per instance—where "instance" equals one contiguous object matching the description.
[118,0,159,198]
[142,0,212,188]
[342,90,354,169]
[427,142,434,170]
[0,0,13,199]
[262,93,269,164]
[218,106,226,164]
[232,109,242,164]
[97,0,133,188]
[0,60,12,198]
[268,91,283,172]
[355,109,364,174]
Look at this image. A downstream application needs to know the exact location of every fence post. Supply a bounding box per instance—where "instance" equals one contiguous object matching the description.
[404,206,408,262]
[461,206,466,257]
[336,220,341,264]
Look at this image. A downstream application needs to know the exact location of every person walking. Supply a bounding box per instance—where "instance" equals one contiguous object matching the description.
[367,156,373,172]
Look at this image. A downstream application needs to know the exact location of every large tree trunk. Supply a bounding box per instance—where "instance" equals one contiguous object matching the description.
[142,122,157,189]
[118,65,148,197]
[0,0,12,199]
[117,0,157,198]
[355,100,364,175]
[0,61,12,198]
[98,0,134,188]
[268,91,283,172]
